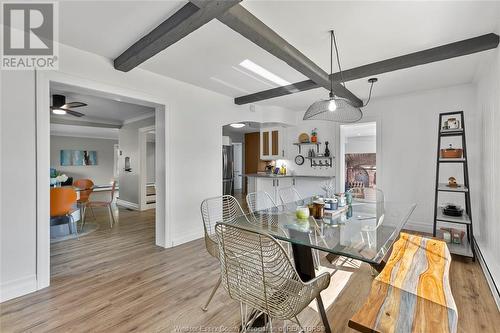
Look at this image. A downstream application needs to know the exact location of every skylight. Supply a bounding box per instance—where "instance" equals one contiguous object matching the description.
[239,59,291,86]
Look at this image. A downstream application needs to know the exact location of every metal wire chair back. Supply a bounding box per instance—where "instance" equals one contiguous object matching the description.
[246,191,281,227]
[215,223,330,320]
[200,195,246,258]
[278,186,305,210]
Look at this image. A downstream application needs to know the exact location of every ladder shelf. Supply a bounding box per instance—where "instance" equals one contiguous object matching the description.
[433,111,475,260]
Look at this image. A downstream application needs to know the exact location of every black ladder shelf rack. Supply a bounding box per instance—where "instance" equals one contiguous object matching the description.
[433,111,475,260]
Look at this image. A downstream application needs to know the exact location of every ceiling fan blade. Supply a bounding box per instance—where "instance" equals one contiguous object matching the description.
[63,102,87,108]
[66,110,85,117]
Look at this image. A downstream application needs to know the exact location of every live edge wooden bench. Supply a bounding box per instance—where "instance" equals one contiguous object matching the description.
[349,232,458,333]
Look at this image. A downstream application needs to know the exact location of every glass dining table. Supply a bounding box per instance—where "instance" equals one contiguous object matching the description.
[218,197,416,333]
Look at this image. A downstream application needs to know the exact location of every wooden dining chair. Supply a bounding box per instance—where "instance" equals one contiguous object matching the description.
[200,195,247,311]
[85,181,117,229]
[73,179,94,230]
[50,187,79,239]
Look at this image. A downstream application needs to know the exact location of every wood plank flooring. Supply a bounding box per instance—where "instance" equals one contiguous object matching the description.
[1,207,499,332]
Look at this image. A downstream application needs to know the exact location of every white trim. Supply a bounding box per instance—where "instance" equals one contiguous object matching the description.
[50,132,119,140]
[36,71,172,293]
[123,113,155,125]
[172,230,204,247]
[139,125,156,211]
[0,275,37,302]
[116,199,140,210]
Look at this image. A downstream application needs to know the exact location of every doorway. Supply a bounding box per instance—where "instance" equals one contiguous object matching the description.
[233,143,243,191]
[339,122,377,198]
[36,71,170,290]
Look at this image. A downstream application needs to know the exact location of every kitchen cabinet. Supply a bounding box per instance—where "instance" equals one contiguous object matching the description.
[260,127,285,160]
[247,175,332,208]
[292,177,329,198]
[251,176,293,205]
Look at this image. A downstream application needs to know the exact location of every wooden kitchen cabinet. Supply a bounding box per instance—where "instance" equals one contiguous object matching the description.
[260,127,285,160]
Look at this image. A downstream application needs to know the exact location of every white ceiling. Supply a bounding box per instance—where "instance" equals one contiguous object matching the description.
[50,84,155,125]
[58,1,500,111]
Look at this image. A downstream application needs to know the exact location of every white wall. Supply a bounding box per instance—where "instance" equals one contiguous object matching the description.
[284,115,337,177]
[50,135,118,185]
[118,117,155,205]
[345,136,376,154]
[361,84,481,234]
[475,48,500,305]
[0,70,38,301]
[0,42,293,300]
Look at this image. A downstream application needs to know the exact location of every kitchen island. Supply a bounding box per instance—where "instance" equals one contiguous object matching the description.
[245,173,334,203]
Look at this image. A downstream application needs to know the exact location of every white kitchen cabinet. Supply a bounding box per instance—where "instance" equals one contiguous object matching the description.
[292,177,329,198]
[254,176,293,205]
[260,127,285,160]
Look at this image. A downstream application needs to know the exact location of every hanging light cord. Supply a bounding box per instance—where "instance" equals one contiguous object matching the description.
[363,80,376,107]
[331,29,376,107]
[331,30,346,88]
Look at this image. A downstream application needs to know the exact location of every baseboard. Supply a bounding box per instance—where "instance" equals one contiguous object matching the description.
[171,230,204,247]
[116,199,139,210]
[474,239,500,310]
[0,275,37,302]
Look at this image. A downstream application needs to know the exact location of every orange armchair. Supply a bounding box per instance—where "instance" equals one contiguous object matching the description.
[50,187,78,239]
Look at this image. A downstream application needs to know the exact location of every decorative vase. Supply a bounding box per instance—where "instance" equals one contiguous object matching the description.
[324,141,330,157]
[311,135,317,143]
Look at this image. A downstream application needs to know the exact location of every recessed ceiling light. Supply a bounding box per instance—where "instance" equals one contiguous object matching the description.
[230,123,246,128]
[239,59,290,86]
[52,109,67,115]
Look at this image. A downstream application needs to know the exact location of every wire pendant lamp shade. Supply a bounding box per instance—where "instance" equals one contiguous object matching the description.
[304,30,364,123]
[304,96,362,122]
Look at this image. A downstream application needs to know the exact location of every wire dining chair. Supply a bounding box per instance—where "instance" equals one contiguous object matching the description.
[200,195,247,311]
[245,191,282,225]
[215,223,331,332]
[278,186,305,210]
[278,187,321,268]
[246,191,293,256]
[361,188,386,249]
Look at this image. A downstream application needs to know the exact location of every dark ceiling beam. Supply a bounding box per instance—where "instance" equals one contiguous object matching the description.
[235,33,500,105]
[218,5,363,107]
[114,0,241,72]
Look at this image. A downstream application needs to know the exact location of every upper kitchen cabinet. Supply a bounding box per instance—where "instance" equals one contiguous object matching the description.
[260,127,286,160]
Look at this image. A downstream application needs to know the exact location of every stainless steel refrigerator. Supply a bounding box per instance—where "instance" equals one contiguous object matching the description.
[222,145,234,196]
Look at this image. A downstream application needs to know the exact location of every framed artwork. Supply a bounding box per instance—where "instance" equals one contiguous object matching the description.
[60,150,97,166]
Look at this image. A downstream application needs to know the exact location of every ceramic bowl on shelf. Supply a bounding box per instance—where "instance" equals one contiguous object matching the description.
[298,133,310,143]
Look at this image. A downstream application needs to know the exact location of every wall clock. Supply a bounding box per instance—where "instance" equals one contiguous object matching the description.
[295,155,305,165]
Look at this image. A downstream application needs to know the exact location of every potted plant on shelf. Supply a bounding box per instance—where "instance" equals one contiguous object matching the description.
[311,128,318,143]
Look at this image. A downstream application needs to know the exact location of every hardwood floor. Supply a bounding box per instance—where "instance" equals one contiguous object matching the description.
[1,207,499,332]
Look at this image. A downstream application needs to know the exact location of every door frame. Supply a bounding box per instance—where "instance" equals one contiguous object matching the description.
[139,125,156,211]
[35,70,171,290]
[338,120,381,193]
[232,142,243,190]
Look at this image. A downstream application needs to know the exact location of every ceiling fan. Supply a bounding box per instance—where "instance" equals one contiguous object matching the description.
[50,94,87,117]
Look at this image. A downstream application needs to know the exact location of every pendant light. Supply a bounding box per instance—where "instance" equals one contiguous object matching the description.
[304,30,377,122]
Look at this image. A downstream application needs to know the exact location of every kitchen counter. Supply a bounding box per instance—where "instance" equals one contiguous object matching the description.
[244,173,333,178]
